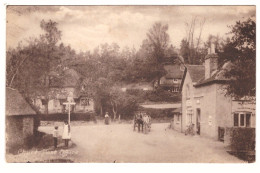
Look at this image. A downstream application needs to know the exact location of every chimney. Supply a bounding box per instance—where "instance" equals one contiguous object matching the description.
[205,43,218,79]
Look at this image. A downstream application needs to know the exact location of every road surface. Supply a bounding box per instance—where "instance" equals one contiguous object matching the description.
[37,123,244,163]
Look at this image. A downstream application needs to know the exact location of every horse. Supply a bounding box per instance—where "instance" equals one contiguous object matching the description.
[133,113,144,132]
[133,113,151,133]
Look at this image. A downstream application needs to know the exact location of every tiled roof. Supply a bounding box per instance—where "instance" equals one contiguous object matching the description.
[194,62,232,87]
[6,88,36,116]
[186,65,205,83]
[164,64,184,79]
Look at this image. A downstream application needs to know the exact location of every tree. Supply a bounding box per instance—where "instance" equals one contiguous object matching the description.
[146,22,170,64]
[125,22,171,83]
[219,18,256,98]
[6,20,63,114]
[181,17,206,64]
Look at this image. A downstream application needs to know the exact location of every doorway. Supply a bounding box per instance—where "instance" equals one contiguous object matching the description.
[196,109,201,135]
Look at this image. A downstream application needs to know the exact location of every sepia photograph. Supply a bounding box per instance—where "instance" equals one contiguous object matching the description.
[4,5,256,163]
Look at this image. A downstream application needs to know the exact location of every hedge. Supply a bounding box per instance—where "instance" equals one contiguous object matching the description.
[37,113,96,122]
[225,127,255,162]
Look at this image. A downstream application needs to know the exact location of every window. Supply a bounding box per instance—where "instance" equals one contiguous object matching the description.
[234,113,251,127]
[173,87,179,93]
[186,84,190,98]
[246,114,251,127]
[240,114,245,126]
[177,114,180,122]
[187,109,193,124]
[80,98,90,106]
[234,113,239,126]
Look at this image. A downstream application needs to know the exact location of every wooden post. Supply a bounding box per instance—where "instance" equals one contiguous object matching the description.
[63,102,76,125]
[68,102,71,124]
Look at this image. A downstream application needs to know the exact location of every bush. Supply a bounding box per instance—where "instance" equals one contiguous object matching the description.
[144,88,181,102]
[126,88,182,103]
[226,127,255,162]
[139,108,174,119]
[38,113,95,122]
[228,127,255,152]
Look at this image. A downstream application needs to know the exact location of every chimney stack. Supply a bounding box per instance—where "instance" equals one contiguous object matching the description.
[205,43,218,79]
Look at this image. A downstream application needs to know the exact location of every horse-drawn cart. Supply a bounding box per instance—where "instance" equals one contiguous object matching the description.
[133,111,151,134]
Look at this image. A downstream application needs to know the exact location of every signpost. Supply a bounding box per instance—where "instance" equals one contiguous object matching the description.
[63,102,76,124]
[63,92,76,124]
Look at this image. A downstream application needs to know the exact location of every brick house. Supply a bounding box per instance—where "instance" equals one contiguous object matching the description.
[180,45,255,140]
[6,87,37,151]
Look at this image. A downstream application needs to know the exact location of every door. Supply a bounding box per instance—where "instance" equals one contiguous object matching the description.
[196,109,201,135]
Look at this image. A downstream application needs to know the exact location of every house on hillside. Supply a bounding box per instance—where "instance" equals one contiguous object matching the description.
[155,63,185,93]
[34,68,94,114]
[6,87,37,152]
[180,44,255,140]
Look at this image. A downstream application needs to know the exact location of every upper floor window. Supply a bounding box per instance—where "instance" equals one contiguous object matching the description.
[173,87,179,93]
[186,84,190,98]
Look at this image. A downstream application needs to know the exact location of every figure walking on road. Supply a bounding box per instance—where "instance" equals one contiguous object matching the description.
[105,112,110,125]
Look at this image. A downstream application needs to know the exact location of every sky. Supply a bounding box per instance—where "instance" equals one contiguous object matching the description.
[6,6,255,53]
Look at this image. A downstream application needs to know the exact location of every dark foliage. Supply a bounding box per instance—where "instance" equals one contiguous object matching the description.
[219,18,256,98]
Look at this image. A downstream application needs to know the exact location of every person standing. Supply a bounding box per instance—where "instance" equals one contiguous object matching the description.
[105,112,110,125]
[53,126,59,149]
[62,121,71,148]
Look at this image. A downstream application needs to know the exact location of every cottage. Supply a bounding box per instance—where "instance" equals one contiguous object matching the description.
[35,68,94,114]
[181,44,255,140]
[6,87,37,151]
[157,63,185,92]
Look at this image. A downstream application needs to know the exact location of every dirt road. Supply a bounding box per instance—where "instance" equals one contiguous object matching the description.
[38,123,244,163]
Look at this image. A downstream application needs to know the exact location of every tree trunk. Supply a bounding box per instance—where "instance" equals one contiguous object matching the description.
[111,101,117,121]
[45,99,49,115]
[100,105,103,116]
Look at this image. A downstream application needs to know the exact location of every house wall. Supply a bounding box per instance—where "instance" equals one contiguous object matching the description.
[182,73,256,140]
[182,72,227,139]
[75,99,94,112]
[172,113,182,132]
[36,87,94,114]
[160,77,181,86]
[23,117,34,138]
[181,72,195,133]
[216,85,232,129]
[6,115,34,150]
[194,84,218,139]
[231,100,256,127]
[6,116,24,149]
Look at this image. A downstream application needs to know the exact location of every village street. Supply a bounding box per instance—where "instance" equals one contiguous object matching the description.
[36,122,244,163]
